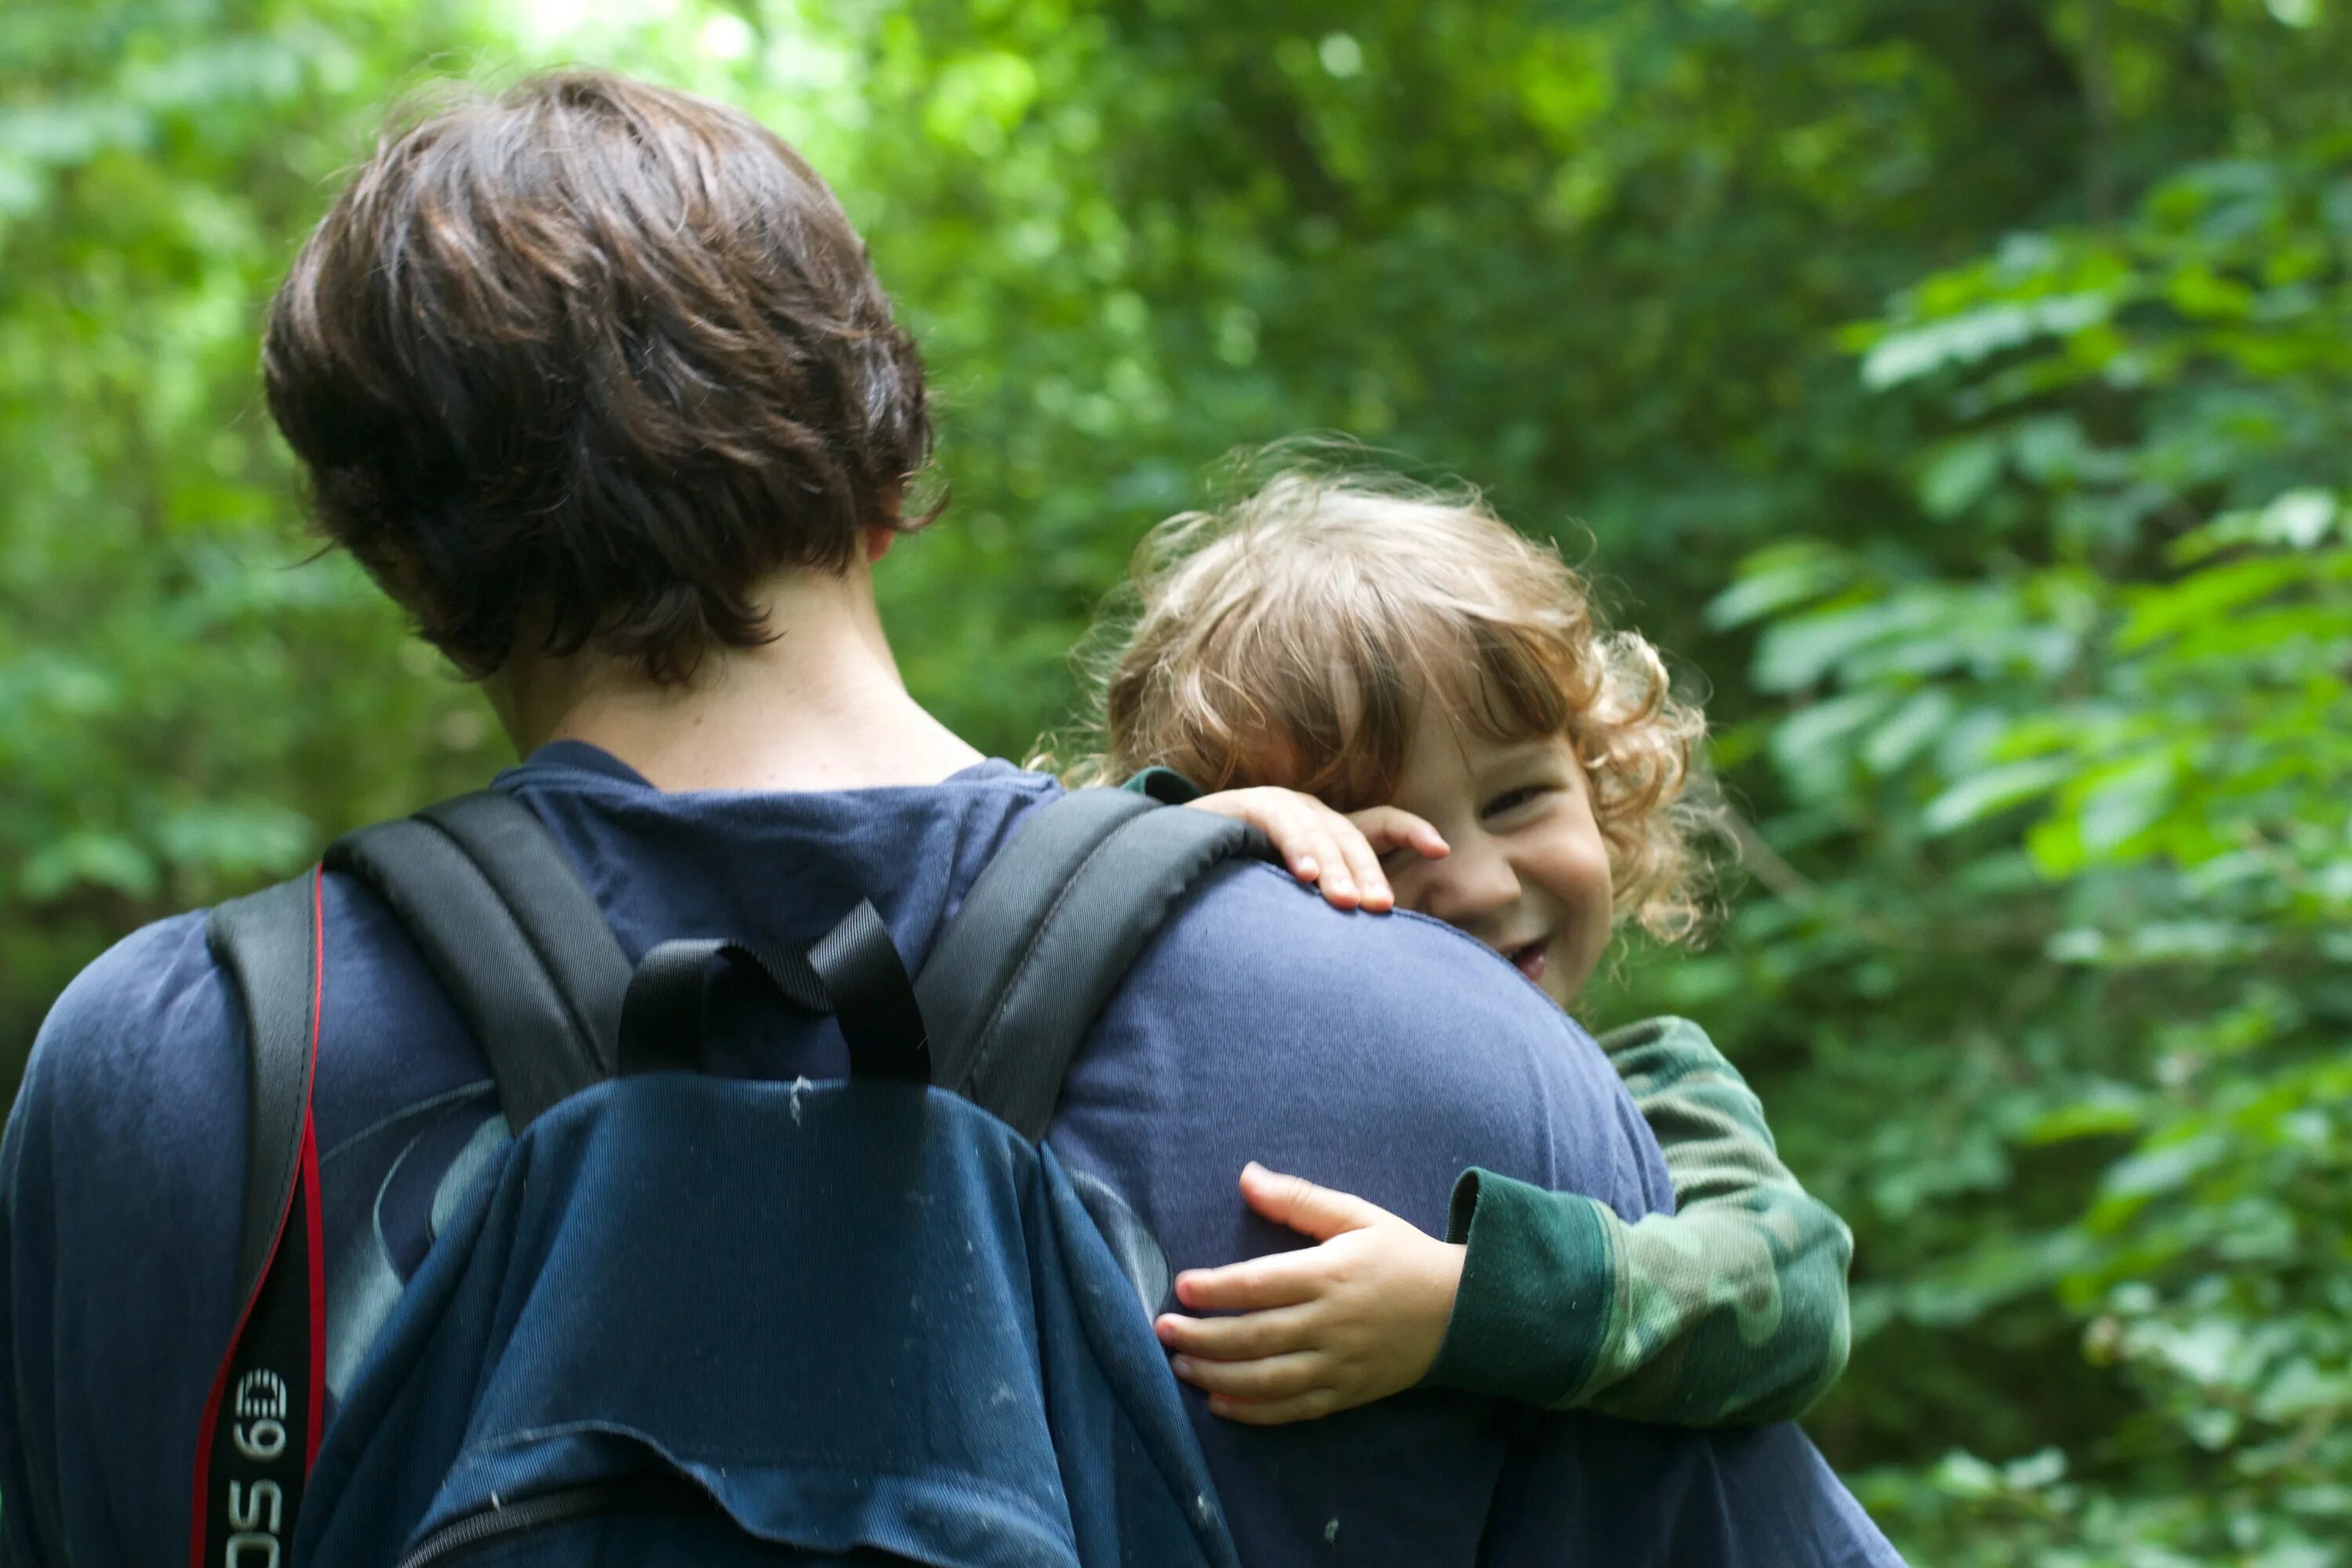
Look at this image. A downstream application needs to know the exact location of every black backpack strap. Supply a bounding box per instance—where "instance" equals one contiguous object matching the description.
[918,789,1271,1141]
[195,868,329,1568]
[324,790,629,1131]
[621,900,931,1085]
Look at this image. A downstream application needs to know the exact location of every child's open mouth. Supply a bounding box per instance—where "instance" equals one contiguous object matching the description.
[1504,939,1548,984]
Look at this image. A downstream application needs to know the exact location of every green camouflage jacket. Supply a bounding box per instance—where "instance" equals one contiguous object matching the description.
[1425,1014,1853,1425]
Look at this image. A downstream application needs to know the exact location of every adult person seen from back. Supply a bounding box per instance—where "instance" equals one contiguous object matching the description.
[0,71,1900,1566]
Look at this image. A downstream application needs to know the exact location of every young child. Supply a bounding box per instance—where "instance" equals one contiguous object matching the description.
[1074,469,1853,1429]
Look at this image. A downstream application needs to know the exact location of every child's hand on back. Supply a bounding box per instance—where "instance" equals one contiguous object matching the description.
[1153,1162,1466,1425]
[1185,788,1446,912]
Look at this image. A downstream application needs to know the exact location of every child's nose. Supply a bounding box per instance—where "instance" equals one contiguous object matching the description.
[1425,836,1521,928]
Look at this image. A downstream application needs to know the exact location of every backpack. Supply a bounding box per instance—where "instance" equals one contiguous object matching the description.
[191,786,1262,1568]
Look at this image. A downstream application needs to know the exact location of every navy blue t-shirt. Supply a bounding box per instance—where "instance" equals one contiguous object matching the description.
[1,743,1897,1566]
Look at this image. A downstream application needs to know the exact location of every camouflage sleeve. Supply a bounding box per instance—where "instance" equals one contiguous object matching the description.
[1425,1016,1853,1425]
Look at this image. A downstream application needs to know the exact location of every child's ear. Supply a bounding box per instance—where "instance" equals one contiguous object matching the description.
[862,525,896,562]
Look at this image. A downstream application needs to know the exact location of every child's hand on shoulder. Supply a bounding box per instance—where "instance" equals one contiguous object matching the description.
[1153,1162,1465,1425]
[1185,787,1446,912]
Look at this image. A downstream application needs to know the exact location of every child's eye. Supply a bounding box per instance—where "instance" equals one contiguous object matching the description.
[1482,785,1549,820]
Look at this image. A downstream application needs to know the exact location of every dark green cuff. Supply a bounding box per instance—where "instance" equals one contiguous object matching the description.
[1122,766,1204,805]
[1423,1167,1614,1406]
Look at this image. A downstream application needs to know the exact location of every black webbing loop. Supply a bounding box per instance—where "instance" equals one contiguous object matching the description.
[619,900,928,1084]
[618,941,753,1076]
[809,901,930,1084]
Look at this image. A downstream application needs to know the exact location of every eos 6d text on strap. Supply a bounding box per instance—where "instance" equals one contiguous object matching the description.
[194,868,331,1568]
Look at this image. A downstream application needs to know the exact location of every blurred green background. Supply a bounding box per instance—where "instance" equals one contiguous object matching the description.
[4,0,2347,1559]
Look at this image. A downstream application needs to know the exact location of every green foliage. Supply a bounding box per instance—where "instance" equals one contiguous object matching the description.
[0,0,524,1062]
[5,0,2349,1559]
[1671,110,2351,1565]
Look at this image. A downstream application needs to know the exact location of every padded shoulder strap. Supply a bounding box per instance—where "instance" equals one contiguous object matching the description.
[918,789,1270,1141]
[325,790,629,1130]
[205,873,322,1307]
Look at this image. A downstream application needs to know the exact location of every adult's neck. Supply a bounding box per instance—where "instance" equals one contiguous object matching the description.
[481,557,983,793]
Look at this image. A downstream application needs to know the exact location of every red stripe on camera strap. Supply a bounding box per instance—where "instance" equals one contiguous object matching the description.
[190,866,327,1568]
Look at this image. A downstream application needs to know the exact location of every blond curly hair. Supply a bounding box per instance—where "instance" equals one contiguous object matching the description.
[1070,470,1718,942]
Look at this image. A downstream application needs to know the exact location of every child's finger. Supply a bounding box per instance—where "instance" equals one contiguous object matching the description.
[1192,789,1397,909]
[1172,1250,1323,1311]
[1155,1301,1319,1361]
[1348,806,1449,861]
[1190,790,1342,897]
[1267,804,1358,907]
[1327,814,1393,912]
[1207,1390,1343,1426]
[1297,812,1360,907]
[1272,804,1329,881]
[1169,1350,1324,1401]
[1237,1160,1390,1241]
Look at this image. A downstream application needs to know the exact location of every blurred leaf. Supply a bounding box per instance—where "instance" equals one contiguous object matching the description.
[20,832,158,901]
[1918,435,2002,520]
[1920,758,2074,834]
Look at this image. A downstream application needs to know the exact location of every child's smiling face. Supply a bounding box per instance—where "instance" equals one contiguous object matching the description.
[1380,700,1615,1008]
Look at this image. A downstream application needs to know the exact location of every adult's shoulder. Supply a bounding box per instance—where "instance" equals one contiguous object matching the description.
[5,909,264,1566]
[7,907,248,1265]
[1161,859,1577,1036]
[11,909,235,1157]
[1094,858,1670,1222]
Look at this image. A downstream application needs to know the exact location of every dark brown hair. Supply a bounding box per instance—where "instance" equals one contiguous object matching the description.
[263,71,933,682]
